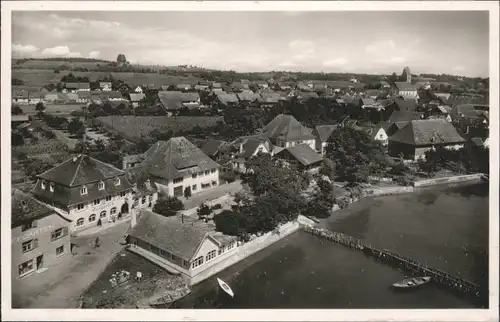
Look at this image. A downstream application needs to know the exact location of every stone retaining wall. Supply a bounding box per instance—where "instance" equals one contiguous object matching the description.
[412,174,484,187]
[190,220,300,285]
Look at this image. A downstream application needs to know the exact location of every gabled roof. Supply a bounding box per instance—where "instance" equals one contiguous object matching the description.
[451,104,482,119]
[129,93,146,102]
[361,98,376,106]
[77,91,91,99]
[11,114,30,122]
[141,137,220,180]
[237,90,262,102]
[37,154,126,187]
[389,119,465,146]
[262,114,315,141]
[128,209,218,261]
[215,92,239,104]
[394,82,418,91]
[65,82,90,90]
[125,167,158,197]
[297,91,319,100]
[389,110,422,123]
[260,92,283,103]
[240,138,268,158]
[393,98,418,112]
[158,91,200,110]
[313,125,337,143]
[202,139,230,157]
[12,189,63,228]
[277,144,323,166]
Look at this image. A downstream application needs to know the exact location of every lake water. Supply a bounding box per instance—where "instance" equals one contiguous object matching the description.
[172,183,489,309]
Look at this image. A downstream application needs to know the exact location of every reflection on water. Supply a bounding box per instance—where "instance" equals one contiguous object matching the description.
[172,183,488,309]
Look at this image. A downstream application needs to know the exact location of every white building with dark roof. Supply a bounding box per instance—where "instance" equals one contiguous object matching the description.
[32,154,135,232]
[131,137,221,198]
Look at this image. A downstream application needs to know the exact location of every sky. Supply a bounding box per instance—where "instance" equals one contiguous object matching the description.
[12,11,489,77]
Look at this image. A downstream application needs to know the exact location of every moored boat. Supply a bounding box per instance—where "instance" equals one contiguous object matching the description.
[392,276,431,289]
[217,278,234,297]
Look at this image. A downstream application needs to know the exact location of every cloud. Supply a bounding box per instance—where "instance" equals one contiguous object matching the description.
[365,40,396,54]
[41,46,81,58]
[323,58,348,67]
[12,44,39,57]
[452,66,465,72]
[88,51,100,59]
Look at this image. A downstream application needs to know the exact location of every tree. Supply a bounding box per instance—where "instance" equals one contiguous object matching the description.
[67,117,85,136]
[117,54,127,64]
[197,203,212,221]
[93,138,106,152]
[35,102,46,112]
[214,210,250,236]
[318,158,335,181]
[152,196,184,217]
[12,104,24,115]
[325,127,387,184]
[12,133,25,146]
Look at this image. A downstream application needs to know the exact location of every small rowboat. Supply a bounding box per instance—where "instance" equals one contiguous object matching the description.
[392,276,431,289]
[217,278,234,297]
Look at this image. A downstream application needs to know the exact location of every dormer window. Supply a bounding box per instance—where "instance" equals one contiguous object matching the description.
[80,186,88,195]
[49,182,55,192]
[98,181,105,190]
[114,177,120,186]
[40,181,46,190]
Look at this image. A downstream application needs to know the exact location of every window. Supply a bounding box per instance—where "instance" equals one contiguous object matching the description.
[120,191,126,197]
[212,181,217,186]
[56,245,65,256]
[201,183,210,189]
[192,184,197,191]
[110,207,117,215]
[41,181,46,190]
[51,227,67,241]
[183,260,190,268]
[21,220,37,232]
[211,169,216,174]
[77,203,85,210]
[141,196,146,204]
[227,241,236,250]
[218,245,227,255]
[49,183,55,192]
[258,147,264,153]
[114,177,121,186]
[98,181,105,190]
[204,170,210,175]
[80,186,88,195]
[191,256,204,269]
[93,199,101,205]
[100,211,107,218]
[105,195,112,202]
[89,214,96,222]
[18,259,34,277]
[76,218,84,226]
[192,173,198,179]
[22,239,37,253]
[173,177,183,184]
[206,250,217,261]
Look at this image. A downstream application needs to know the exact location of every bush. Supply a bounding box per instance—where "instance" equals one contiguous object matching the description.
[220,170,236,183]
[335,197,350,209]
[211,203,222,210]
[197,203,212,220]
[70,110,85,117]
[152,196,184,217]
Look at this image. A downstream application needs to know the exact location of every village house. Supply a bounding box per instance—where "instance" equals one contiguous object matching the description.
[12,90,30,105]
[388,119,466,161]
[213,92,239,107]
[157,91,201,115]
[27,92,44,105]
[12,189,71,280]
[127,209,238,285]
[254,80,269,89]
[176,84,192,91]
[394,82,419,100]
[296,91,320,103]
[125,168,159,211]
[201,139,232,163]
[129,93,146,108]
[275,144,323,173]
[312,125,337,155]
[125,137,221,198]
[260,92,284,107]
[32,154,135,232]
[134,86,143,93]
[261,114,316,150]
[76,91,91,104]
[368,123,391,146]
[194,84,210,92]
[104,91,125,101]
[229,136,272,173]
[236,90,262,107]
[44,92,59,104]
[65,83,90,93]
[99,82,112,92]
[11,114,30,127]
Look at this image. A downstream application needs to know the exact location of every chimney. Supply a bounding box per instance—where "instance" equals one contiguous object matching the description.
[130,210,137,229]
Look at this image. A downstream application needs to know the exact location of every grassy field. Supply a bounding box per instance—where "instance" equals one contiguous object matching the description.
[14,59,106,70]
[95,116,223,142]
[13,69,203,87]
[19,103,85,115]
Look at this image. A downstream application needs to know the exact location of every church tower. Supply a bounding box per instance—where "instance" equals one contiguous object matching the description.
[402,66,411,83]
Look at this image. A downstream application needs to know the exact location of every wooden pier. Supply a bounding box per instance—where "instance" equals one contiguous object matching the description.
[302,225,485,300]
